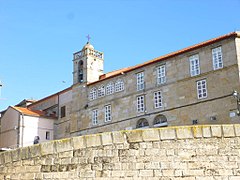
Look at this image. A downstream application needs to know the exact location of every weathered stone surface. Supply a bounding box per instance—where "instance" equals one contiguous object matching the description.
[1,125,240,179]
[85,134,101,147]
[211,125,222,137]
[159,127,176,140]
[112,131,125,144]
[176,127,193,139]
[55,138,72,153]
[101,132,113,146]
[223,124,235,137]
[72,136,86,149]
[142,129,160,142]
[41,141,55,155]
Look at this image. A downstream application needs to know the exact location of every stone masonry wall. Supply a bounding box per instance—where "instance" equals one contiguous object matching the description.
[1,124,240,180]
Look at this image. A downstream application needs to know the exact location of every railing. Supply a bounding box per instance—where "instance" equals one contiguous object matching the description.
[74,49,103,59]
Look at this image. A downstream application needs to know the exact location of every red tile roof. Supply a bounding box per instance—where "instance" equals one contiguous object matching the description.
[11,106,52,118]
[89,31,239,85]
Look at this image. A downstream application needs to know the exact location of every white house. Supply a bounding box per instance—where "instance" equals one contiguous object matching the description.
[0,106,55,149]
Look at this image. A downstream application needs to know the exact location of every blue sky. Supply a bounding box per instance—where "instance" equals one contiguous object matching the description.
[0,0,240,110]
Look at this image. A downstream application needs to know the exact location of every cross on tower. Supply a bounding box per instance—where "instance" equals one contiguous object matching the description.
[86,34,91,42]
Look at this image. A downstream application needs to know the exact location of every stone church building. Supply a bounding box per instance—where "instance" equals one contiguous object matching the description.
[4,32,240,140]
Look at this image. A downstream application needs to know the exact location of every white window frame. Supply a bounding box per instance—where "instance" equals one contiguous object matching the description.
[189,54,200,76]
[157,65,166,84]
[197,79,207,99]
[105,105,111,122]
[92,109,98,125]
[106,82,115,95]
[89,88,97,100]
[98,85,105,97]
[46,131,50,140]
[137,72,144,91]
[154,91,163,108]
[115,79,124,92]
[212,46,223,70]
[137,95,145,112]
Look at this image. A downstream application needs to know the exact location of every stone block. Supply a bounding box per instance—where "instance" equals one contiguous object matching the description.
[21,147,29,160]
[112,131,125,144]
[55,138,73,153]
[139,170,154,177]
[142,129,160,142]
[72,136,86,149]
[101,132,113,146]
[192,126,202,138]
[211,125,222,137]
[4,151,12,164]
[234,124,240,136]
[125,130,143,143]
[176,127,193,139]
[159,127,176,140]
[223,124,235,137]
[0,153,5,165]
[41,141,54,155]
[85,134,102,147]
[11,149,20,162]
[202,126,211,138]
[29,144,41,158]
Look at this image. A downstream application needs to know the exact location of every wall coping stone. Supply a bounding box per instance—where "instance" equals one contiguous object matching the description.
[0,124,239,166]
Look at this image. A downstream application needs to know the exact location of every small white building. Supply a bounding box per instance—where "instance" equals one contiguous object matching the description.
[0,106,55,149]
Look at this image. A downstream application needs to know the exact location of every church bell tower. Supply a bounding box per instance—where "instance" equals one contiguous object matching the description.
[73,40,104,84]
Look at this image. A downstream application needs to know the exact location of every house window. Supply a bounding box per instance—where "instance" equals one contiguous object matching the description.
[89,88,97,100]
[115,79,124,92]
[137,72,144,91]
[98,85,105,97]
[60,106,66,118]
[106,82,115,95]
[197,79,207,99]
[46,131,50,140]
[157,65,166,84]
[212,46,223,70]
[189,54,200,76]
[92,109,98,125]
[105,105,111,122]
[154,91,162,108]
[136,118,149,129]
[153,115,167,127]
[137,95,145,112]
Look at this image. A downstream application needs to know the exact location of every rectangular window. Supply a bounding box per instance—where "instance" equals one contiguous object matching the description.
[105,105,111,122]
[197,79,207,99]
[46,131,50,140]
[137,95,145,112]
[154,91,162,108]
[137,72,144,91]
[60,106,66,118]
[157,65,166,84]
[189,54,200,76]
[92,109,98,125]
[212,46,223,70]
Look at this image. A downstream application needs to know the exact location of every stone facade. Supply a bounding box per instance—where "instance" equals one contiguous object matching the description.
[1,124,240,179]
[68,32,240,137]
[19,32,240,139]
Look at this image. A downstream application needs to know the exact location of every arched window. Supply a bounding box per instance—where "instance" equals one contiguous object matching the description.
[115,79,124,92]
[78,60,84,83]
[153,115,168,127]
[136,118,149,129]
[98,85,105,97]
[89,88,97,100]
[106,82,114,95]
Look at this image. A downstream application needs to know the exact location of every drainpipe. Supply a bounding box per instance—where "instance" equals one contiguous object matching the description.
[19,112,24,147]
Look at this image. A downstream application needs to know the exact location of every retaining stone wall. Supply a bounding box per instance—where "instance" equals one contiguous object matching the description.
[1,124,240,179]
